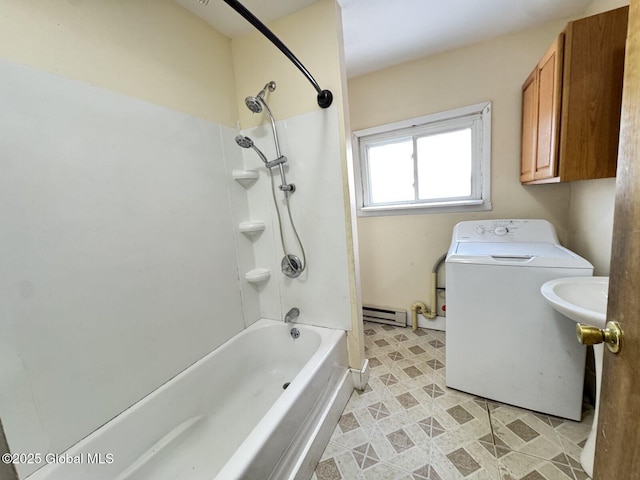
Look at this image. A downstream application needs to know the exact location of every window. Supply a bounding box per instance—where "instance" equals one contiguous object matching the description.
[353,102,492,216]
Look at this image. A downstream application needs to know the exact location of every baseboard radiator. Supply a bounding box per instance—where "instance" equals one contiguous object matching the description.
[362,305,407,327]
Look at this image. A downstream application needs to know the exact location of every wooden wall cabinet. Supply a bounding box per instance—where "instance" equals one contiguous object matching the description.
[520,6,629,184]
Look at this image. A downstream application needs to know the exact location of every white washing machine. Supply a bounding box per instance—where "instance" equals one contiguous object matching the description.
[445,219,593,420]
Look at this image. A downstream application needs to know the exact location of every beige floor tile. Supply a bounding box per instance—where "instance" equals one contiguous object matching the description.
[330,417,371,450]
[315,323,591,480]
[498,449,576,480]
[489,404,569,462]
[430,398,493,441]
[357,461,414,480]
[430,434,501,479]
[315,441,363,480]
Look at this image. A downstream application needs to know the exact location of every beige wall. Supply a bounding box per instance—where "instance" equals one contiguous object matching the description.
[565,0,629,276]
[349,21,575,311]
[232,0,345,129]
[0,0,238,126]
[567,179,617,274]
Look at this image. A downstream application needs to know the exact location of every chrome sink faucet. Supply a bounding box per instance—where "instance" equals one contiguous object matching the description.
[284,308,300,323]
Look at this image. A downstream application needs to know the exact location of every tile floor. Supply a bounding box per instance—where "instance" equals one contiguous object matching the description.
[312,322,593,480]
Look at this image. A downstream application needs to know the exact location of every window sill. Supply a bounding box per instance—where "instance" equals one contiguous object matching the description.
[357,200,492,217]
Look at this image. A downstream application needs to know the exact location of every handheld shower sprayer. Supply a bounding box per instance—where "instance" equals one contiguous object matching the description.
[235,135,269,165]
[235,134,288,171]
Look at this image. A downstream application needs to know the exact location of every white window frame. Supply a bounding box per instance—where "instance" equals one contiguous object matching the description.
[352,102,492,216]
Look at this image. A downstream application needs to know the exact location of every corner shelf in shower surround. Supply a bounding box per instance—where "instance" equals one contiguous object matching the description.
[239,221,266,237]
[232,169,259,188]
[245,268,271,284]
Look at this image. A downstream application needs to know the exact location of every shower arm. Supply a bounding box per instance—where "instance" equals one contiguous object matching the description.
[222,0,333,109]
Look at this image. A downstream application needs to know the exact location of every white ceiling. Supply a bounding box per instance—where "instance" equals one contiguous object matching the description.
[176,0,593,78]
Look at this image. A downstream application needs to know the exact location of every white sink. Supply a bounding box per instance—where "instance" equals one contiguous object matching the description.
[540,276,609,328]
[541,275,610,479]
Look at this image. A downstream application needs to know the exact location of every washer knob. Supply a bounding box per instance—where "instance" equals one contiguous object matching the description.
[494,226,508,236]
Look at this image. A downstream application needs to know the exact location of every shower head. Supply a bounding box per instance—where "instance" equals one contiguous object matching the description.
[235,135,268,164]
[245,96,262,114]
[245,81,276,114]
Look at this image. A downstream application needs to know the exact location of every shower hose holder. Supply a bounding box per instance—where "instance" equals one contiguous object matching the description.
[265,156,287,168]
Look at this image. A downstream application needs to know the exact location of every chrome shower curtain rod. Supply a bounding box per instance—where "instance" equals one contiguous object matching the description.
[222,0,334,109]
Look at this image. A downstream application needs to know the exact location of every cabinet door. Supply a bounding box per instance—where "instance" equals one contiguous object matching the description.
[520,69,538,183]
[559,6,628,181]
[534,34,564,181]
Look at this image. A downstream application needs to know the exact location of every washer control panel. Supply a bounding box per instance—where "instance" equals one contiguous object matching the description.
[453,219,559,243]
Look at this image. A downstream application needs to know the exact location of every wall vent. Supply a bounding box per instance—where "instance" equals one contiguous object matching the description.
[362,304,407,327]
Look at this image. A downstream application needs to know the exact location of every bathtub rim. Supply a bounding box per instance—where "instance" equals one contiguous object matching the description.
[216,319,349,479]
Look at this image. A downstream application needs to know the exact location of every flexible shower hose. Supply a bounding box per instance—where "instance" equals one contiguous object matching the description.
[269,169,307,275]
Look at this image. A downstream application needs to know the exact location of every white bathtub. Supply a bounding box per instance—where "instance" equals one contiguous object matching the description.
[27,319,352,480]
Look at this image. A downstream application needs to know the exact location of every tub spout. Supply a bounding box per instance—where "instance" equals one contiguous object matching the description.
[284,308,300,323]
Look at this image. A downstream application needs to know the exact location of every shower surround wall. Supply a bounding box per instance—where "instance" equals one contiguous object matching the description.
[237,106,351,329]
[0,58,247,479]
[230,0,361,342]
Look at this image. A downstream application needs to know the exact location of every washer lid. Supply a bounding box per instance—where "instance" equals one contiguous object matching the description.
[448,242,593,268]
